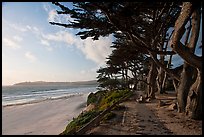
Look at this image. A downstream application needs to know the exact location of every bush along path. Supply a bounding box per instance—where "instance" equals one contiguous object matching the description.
[60,89,133,135]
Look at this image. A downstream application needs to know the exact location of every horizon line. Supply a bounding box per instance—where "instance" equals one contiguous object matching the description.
[2,79,97,86]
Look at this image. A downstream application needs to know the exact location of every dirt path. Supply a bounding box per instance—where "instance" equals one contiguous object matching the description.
[148,100,202,135]
[86,100,173,135]
[85,92,202,135]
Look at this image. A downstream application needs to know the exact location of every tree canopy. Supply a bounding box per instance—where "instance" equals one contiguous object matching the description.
[50,2,202,120]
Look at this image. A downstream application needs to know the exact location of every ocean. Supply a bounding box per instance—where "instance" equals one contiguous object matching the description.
[2,84,98,107]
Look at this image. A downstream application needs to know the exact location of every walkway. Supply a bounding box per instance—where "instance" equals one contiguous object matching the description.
[85,96,174,135]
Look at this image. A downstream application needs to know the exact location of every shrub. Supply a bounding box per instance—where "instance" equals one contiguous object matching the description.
[61,110,99,135]
[61,89,132,135]
[87,92,97,105]
[98,89,132,111]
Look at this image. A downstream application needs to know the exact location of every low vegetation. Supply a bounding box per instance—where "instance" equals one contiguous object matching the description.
[60,110,99,135]
[60,89,133,135]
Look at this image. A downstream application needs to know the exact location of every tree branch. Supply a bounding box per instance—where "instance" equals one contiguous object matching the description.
[188,9,200,53]
[149,52,180,81]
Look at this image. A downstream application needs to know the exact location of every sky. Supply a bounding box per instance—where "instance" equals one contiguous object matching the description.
[2,2,202,85]
[2,2,113,85]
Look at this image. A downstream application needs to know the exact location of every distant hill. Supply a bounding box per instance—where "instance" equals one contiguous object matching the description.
[14,80,98,86]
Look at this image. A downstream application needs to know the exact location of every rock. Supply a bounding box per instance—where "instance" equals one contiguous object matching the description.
[82,104,96,112]
[168,103,177,110]
[146,98,151,103]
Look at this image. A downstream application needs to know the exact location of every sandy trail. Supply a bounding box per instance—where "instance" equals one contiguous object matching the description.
[86,100,173,135]
[2,93,89,135]
[86,92,202,135]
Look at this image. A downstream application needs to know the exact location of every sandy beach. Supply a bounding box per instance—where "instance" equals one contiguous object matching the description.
[2,93,89,135]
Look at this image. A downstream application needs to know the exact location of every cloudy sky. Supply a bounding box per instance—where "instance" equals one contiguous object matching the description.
[2,2,113,85]
[2,2,202,85]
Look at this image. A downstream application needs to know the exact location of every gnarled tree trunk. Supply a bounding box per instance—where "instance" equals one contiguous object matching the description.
[177,63,194,112]
[170,2,201,119]
[146,60,157,99]
[156,57,165,94]
[176,12,193,113]
[162,54,173,91]
[185,69,202,120]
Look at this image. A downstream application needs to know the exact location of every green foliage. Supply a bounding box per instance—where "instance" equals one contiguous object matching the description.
[99,89,132,111]
[87,92,97,105]
[61,110,99,135]
[60,89,132,135]
[99,78,121,90]
[87,90,107,106]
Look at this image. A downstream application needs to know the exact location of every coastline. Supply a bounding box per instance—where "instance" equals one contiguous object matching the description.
[2,93,84,108]
[2,93,89,135]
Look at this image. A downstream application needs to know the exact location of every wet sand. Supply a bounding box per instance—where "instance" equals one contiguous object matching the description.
[2,93,89,135]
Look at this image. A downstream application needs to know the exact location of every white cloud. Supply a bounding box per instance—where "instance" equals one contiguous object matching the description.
[10,23,28,32]
[27,25,40,34]
[6,17,113,65]
[48,10,58,22]
[33,27,39,32]
[13,35,23,42]
[3,38,21,49]
[25,51,37,62]
[40,39,53,51]
[6,21,53,52]
[9,23,40,35]
[43,3,75,23]
[5,16,112,65]
[43,3,60,22]
[26,25,32,30]
[5,20,53,52]
[41,39,50,46]
[42,31,76,46]
[43,30,113,65]
[76,36,113,65]
[43,3,50,12]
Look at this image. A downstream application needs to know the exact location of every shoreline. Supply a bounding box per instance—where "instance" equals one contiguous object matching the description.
[2,93,84,108]
[2,92,90,135]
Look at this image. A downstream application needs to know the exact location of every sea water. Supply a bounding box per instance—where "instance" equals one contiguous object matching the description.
[2,85,98,106]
